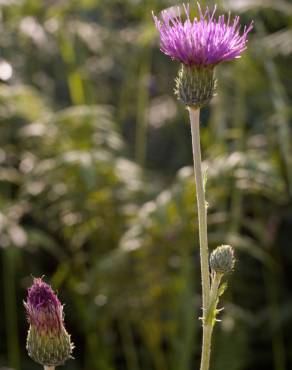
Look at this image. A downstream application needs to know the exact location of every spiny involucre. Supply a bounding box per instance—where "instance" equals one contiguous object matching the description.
[152,2,253,107]
[24,277,74,367]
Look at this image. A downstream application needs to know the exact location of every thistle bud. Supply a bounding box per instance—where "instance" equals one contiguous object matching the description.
[210,245,235,275]
[24,277,73,367]
[175,64,216,108]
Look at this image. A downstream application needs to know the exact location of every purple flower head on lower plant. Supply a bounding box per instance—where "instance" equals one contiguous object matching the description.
[25,277,62,334]
[153,2,253,66]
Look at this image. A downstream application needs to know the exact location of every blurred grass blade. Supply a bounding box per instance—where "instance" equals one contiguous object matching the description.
[3,247,20,370]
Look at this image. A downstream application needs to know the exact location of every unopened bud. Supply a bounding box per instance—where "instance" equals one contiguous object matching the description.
[210,245,235,275]
[24,278,73,367]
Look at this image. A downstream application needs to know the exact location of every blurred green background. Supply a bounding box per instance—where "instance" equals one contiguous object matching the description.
[1,0,292,369]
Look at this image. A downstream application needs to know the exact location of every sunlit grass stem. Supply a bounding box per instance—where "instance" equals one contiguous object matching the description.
[135,48,151,168]
[3,247,20,370]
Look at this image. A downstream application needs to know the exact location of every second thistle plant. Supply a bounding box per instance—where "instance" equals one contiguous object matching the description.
[24,278,74,370]
[153,3,252,370]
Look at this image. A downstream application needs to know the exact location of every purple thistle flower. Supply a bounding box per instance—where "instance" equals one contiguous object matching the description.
[153,3,253,67]
[25,278,62,334]
[24,278,73,367]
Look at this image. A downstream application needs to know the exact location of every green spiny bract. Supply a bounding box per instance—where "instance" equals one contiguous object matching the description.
[24,277,74,367]
[175,64,216,108]
[26,325,72,366]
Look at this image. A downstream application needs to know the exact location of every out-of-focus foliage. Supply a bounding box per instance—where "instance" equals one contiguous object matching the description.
[0,1,292,370]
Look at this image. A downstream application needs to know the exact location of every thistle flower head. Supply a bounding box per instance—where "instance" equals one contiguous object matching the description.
[152,3,253,108]
[24,277,73,367]
[153,3,253,67]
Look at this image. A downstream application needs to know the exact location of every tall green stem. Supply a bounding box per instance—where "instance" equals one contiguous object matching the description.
[188,107,210,309]
[200,324,213,370]
[188,107,211,370]
[200,273,222,370]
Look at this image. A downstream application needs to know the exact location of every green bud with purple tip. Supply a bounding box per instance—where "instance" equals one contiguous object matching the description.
[24,278,74,367]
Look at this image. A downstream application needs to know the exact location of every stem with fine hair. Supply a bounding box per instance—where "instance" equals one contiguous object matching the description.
[44,366,55,370]
[200,272,222,370]
[188,107,211,370]
[188,107,210,309]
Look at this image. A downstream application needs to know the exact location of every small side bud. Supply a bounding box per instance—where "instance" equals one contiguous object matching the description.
[175,64,216,108]
[24,278,74,367]
[210,245,235,275]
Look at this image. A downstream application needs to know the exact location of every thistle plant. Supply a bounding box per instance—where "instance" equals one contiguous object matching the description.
[24,277,73,370]
[153,3,252,370]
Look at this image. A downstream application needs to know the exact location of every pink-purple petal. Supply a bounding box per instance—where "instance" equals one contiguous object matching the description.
[153,3,253,66]
[25,277,63,333]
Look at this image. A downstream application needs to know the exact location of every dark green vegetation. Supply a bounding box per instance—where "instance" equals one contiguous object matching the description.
[0,1,292,370]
